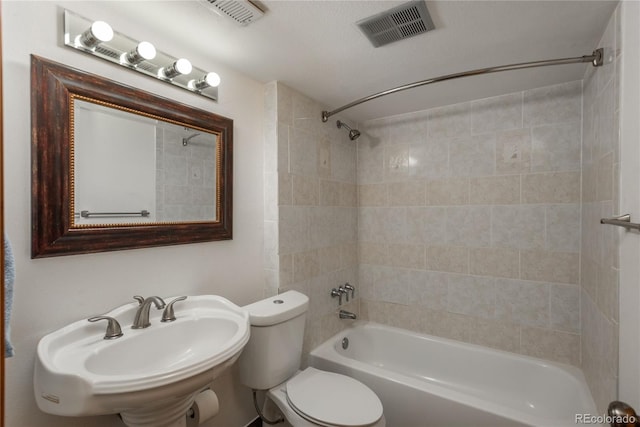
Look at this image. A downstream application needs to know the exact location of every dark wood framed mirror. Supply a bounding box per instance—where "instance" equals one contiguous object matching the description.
[31,55,233,258]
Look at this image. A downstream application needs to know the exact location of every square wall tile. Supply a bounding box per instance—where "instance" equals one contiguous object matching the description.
[426,245,469,274]
[546,204,581,253]
[471,92,523,134]
[495,278,549,328]
[469,247,519,279]
[428,102,471,140]
[496,128,531,174]
[520,326,580,366]
[550,284,580,333]
[388,181,426,206]
[409,138,449,179]
[406,207,448,245]
[449,134,496,177]
[408,270,449,310]
[446,206,491,247]
[492,205,546,250]
[521,250,579,284]
[447,274,496,319]
[522,172,580,204]
[372,266,410,304]
[523,81,582,127]
[427,178,470,206]
[384,143,410,182]
[289,127,317,176]
[531,122,581,172]
[358,184,388,207]
[469,175,520,205]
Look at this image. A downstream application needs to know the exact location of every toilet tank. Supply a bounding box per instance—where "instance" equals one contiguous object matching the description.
[237,291,309,390]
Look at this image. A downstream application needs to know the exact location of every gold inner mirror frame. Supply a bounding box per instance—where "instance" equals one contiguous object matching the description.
[69,95,223,229]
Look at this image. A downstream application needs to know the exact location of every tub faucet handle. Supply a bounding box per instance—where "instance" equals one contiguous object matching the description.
[343,283,355,299]
[338,286,350,302]
[331,288,343,305]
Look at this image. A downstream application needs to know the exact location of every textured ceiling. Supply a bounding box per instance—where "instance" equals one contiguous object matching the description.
[95,0,617,122]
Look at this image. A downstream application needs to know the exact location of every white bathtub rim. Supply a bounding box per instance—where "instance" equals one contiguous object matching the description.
[309,321,597,427]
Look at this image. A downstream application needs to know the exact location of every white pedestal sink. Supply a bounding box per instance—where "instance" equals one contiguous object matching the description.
[34,295,250,427]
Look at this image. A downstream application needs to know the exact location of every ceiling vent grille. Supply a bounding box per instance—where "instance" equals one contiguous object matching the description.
[357,1,434,48]
[199,0,265,27]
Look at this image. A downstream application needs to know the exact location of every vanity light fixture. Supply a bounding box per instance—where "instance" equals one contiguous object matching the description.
[160,58,193,80]
[76,21,113,49]
[189,72,221,91]
[63,10,219,101]
[121,41,157,66]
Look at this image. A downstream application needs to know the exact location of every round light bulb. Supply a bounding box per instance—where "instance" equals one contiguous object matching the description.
[160,58,193,79]
[136,41,156,61]
[190,72,221,91]
[174,58,192,75]
[123,41,157,65]
[91,21,114,43]
[203,72,221,88]
[78,21,113,48]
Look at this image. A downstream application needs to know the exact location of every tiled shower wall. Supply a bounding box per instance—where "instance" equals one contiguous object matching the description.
[581,4,620,413]
[357,81,583,365]
[263,7,621,401]
[155,127,217,221]
[263,82,360,355]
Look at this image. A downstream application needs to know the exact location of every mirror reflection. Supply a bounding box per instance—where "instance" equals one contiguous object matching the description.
[73,99,218,226]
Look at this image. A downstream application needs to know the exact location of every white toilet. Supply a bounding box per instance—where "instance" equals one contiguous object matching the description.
[238,290,385,427]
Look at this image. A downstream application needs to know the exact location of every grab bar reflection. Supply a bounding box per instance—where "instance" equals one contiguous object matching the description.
[76,210,150,218]
[600,214,640,231]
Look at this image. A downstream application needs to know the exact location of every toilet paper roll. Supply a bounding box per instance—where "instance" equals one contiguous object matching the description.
[190,389,219,425]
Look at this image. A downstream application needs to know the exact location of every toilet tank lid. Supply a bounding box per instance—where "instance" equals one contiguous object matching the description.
[243,290,309,326]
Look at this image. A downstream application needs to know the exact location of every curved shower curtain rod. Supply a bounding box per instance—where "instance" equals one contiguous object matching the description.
[321,48,604,123]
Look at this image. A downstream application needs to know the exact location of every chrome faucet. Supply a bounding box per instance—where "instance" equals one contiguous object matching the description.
[339,309,357,320]
[132,296,166,329]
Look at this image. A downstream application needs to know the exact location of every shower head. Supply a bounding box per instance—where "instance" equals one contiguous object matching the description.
[336,120,361,141]
[182,133,200,146]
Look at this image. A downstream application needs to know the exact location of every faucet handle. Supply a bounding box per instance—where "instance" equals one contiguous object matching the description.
[343,283,355,299]
[88,316,123,339]
[133,295,145,305]
[161,296,187,322]
[338,286,350,302]
[331,288,343,306]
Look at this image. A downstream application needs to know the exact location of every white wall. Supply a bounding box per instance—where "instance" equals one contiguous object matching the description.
[75,104,157,223]
[3,2,264,426]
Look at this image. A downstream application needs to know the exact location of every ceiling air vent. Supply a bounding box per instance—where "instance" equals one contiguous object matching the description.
[200,0,265,27]
[357,0,435,48]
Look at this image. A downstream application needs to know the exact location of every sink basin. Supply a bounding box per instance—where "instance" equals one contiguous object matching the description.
[34,295,249,425]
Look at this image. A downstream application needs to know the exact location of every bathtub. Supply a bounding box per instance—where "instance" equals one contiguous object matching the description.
[308,322,599,427]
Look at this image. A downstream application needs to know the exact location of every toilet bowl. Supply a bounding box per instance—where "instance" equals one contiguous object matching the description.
[268,367,385,427]
[237,291,385,427]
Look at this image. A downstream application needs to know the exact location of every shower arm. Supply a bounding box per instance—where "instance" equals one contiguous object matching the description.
[321,49,603,122]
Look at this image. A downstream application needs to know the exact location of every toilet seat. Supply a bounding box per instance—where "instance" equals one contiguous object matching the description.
[285,367,383,427]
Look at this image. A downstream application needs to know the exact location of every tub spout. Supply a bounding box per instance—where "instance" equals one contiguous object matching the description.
[339,310,357,320]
